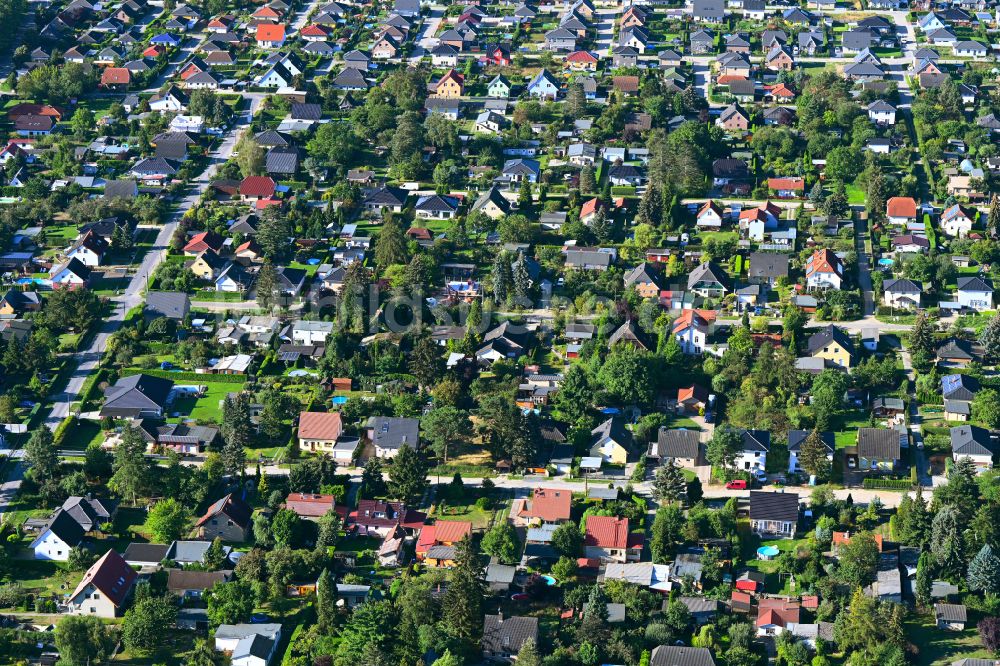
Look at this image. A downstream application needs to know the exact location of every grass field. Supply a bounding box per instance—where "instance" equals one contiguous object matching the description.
[61,419,104,450]
[167,382,235,423]
[907,611,989,665]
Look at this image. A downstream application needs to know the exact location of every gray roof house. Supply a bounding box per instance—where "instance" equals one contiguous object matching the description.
[366,416,420,457]
[482,615,539,661]
[145,291,191,321]
[101,374,174,419]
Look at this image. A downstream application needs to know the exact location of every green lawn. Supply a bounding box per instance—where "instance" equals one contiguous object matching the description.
[907,612,989,665]
[167,382,237,423]
[6,557,83,598]
[61,419,104,450]
[845,183,866,205]
[833,410,870,448]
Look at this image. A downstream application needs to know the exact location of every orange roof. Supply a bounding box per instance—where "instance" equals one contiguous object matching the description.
[416,520,473,553]
[143,44,166,57]
[806,248,842,277]
[301,24,330,36]
[767,177,805,191]
[584,515,630,549]
[256,22,285,42]
[580,197,601,218]
[101,67,131,85]
[732,591,752,605]
[673,308,717,333]
[767,83,795,97]
[887,196,917,218]
[298,411,343,441]
[254,5,281,17]
[756,600,800,627]
[716,74,750,85]
[518,487,572,522]
[677,384,708,404]
[832,531,884,551]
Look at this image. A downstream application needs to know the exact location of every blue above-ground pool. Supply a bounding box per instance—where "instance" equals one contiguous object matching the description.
[757,545,780,560]
[332,396,349,405]
[878,258,894,268]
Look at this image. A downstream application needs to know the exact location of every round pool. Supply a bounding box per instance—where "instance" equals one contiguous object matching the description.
[757,545,780,560]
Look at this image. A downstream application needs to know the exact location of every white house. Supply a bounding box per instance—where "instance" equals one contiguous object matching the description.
[787,430,834,475]
[887,197,917,226]
[29,509,84,561]
[735,429,770,473]
[696,201,724,228]
[940,204,975,237]
[290,320,334,344]
[805,249,844,290]
[866,100,896,125]
[216,624,283,666]
[883,278,922,309]
[957,276,994,311]
[673,309,714,355]
[951,425,994,472]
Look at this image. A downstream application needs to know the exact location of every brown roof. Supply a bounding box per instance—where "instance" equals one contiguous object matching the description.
[284,493,336,518]
[71,549,137,607]
[298,411,343,441]
[613,75,640,92]
[584,515,630,549]
[166,569,231,592]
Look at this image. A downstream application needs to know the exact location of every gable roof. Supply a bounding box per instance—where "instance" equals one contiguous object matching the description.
[650,646,716,666]
[749,491,799,522]
[585,515,631,549]
[807,324,854,355]
[951,425,993,457]
[196,493,251,529]
[857,428,902,460]
[71,549,137,607]
[298,411,343,440]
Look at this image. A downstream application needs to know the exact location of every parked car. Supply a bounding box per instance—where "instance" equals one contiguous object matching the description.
[725,479,747,490]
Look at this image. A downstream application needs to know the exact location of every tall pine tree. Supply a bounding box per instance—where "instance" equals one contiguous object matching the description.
[443,535,486,644]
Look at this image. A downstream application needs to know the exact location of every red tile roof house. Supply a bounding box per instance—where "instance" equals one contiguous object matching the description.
[349,499,426,537]
[756,599,800,637]
[584,515,643,563]
[239,175,277,202]
[284,493,348,520]
[66,549,138,617]
[415,520,473,566]
[256,22,287,48]
[767,177,805,198]
[100,67,132,89]
[296,411,343,454]
[886,196,918,226]
[514,487,572,526]
[183,230,225,256]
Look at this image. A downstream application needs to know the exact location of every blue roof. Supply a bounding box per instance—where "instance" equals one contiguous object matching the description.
[941,374,963,395]
[150,33,180,44]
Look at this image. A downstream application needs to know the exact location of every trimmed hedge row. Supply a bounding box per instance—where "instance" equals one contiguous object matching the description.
[120,368,247,383]
[862,478,912,490]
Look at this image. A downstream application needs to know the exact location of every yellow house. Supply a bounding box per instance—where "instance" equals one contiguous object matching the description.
[589,416,632,465]
[807,324,855,369]
[434,69,464,98]
[188,252,225,280]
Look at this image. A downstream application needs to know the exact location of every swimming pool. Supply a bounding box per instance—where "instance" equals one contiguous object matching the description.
[757,545,780,560]
[332,396,349,405]
[877,258,894,267]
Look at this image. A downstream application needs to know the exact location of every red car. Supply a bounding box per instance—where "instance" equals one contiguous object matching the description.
[726,479,748,490]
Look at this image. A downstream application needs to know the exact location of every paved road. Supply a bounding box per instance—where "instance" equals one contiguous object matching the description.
[0,95,264,520]
[410,5,444,62]
[854,213,876,317]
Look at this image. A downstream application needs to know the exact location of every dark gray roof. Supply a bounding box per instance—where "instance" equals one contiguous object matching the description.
[687,260,730,291]
[957,276,993,292]
[857,428,902,460]
[692,0,725,18]
[482,615,539,655]
[145,291,191,319]
[741,429,770,452]
[265,147,300,175]
[122,542,171,563]
[650,645,716,666]
[103,374,174,412]
[592,416,633,448]
[367,416,419,451]
[42,508,86,547]
[935,603,968,622]
[807,324,854,355]
[290,102,322,120]
[950,425,993,457]
[748,491,799,522]
[655,428,701,459]
[748,252,789,279]
[787,430,834,453]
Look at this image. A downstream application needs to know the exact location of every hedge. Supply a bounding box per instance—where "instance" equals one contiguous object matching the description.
[862,478,912,490]
[120,368,247,383]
